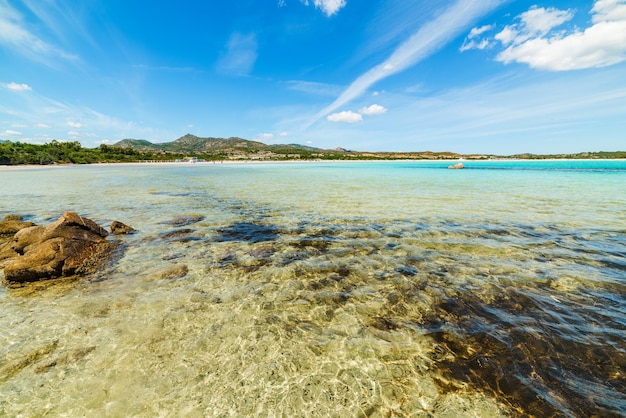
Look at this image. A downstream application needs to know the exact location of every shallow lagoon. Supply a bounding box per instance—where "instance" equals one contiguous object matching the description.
[1,160,625,416]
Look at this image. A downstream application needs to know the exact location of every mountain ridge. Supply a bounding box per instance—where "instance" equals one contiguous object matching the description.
[114,134,326,154]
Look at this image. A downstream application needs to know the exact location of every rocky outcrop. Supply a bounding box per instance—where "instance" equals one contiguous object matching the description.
[448,162,465,169]
[110,220,135,235]
[0,215,35,236]
[1,212,129,284]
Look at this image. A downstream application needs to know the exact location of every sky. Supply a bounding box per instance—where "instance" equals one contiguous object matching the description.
[0,0,625,154]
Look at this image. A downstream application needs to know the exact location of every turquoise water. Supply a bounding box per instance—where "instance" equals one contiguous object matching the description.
[0,160,625,416]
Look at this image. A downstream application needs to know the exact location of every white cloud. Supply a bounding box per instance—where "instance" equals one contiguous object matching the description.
[217,33,258,76]
[35,123,51,128]
[592,0,626,22]
[300,0,346,16]
[313,0,346,16]
[468,24,495,38]
[510,6,575,41]
[459,39,491,52]
[1,129,21,136]
[359,104,387,115]
[67,121,82,128]
[280,131,289,136]
[4,82,32,91]
[460,24,496,51]
[327,111,363,123]
[257,133,274,141]
[465,0,626,71]
[67,130,80,136]
[306,0,505,127]
[497,21,626,70]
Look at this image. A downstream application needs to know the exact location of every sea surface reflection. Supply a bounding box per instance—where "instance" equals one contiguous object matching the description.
[1,161,625,416]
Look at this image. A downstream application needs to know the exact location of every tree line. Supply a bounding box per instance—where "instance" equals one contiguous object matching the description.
[0,140,171,165]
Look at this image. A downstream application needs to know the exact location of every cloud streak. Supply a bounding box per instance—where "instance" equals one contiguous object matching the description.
[0,0,78,65]
[216,33,258,76]
[305,0,505,128]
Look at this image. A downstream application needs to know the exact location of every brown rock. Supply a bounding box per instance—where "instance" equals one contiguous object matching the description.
[0,215,35,236]
[156,265,189,280]
[43,212,109,240]
[4,238,67,282]
[13,226,46,254]
[0,243,16,264]
[62,240,118,276]
[110,221,135,235]
[2,212,119,284]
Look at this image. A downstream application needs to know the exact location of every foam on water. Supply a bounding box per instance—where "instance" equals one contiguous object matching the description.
[1,161,625,416]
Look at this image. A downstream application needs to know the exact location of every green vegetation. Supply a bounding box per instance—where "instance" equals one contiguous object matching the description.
[0,140,160,165]
[1,135,625,166]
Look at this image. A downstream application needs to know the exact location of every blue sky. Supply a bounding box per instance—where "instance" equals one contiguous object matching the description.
[1,0,625,154]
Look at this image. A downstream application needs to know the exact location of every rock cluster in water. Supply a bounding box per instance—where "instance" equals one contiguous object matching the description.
[0,212,133,284]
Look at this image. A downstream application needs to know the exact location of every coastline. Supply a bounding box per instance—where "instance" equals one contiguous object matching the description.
[2,157,626,171]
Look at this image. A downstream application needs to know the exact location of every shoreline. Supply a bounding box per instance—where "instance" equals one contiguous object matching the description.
[1,157,626,171]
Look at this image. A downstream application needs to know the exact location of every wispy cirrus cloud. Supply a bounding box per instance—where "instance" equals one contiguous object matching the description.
[0,84,168,146]
[459,24,495,51]
[306,0,505,128]
[216,33,258,77]
[0,0,78,65]
[301,66,626,153]
[286,80,342,97]
[462,0,626,71]
[1,129,22,136]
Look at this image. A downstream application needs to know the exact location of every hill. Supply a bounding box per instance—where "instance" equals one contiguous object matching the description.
[114,134,324,156]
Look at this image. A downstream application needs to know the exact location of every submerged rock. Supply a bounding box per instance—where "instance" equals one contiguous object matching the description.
[1,212,123,284]
[156,265,189,280]
[163,215,205,227]
[448,162,465,169]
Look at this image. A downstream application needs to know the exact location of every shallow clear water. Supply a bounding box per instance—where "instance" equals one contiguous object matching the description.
[1,160,625,417]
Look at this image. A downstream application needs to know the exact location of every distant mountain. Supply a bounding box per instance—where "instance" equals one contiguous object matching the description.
[114,139,161,150]
[114,134,326,155]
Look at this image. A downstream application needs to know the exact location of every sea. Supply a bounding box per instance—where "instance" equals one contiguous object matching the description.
[0,159,624,417]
